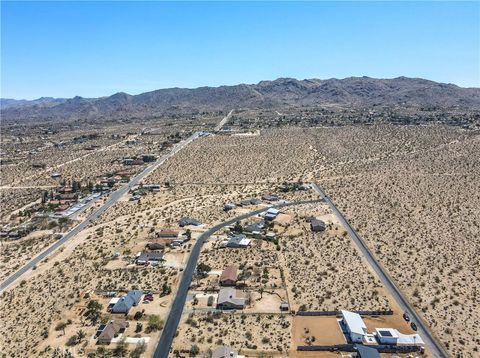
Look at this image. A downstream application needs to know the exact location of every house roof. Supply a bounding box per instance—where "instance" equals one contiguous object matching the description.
[244,222,264,232]
[97,320,126,342]
[178,217,201,227]
[311,218,326,229]
[146,242,165,251]
[137,252,164,262]
[266,208,279,215]
[218,287,245,306]
[227,235,251,247]
[157,229,179,237]
[375,328,399,339]
[111,290,143,313]
[341,310,367,336]
[355,345,380,358]
[211,346,238,358]
[220,265,238,283]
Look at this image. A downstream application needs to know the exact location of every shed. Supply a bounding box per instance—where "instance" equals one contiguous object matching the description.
[223,203,237,211]
[310,218,326,232]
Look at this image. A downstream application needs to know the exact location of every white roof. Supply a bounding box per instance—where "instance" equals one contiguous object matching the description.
[109,297,120,305]
[341,310,367,335]
[375,328,399,339]
[375,328,425,346]
[266,208,279,215]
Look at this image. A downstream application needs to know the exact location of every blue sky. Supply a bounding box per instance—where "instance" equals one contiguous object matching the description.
[1,1,479,99]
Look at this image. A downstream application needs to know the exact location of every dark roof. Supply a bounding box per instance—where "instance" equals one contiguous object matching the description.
[146,242,165,251]
[355,345,381,358]
[310,218,326,231]
[157,229,178,238]
[178,217,201,227]
[244,222,265,232]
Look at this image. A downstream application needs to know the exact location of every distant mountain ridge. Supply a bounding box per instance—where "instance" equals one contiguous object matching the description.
[2,77,479,122]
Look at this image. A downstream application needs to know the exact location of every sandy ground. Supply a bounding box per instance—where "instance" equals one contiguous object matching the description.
[2,123,479,357]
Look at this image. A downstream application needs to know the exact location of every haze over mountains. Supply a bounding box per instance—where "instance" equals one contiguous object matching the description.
[2,76,480,122]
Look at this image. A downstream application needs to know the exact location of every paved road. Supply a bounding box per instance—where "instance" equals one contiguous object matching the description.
[0,132,200,293]
[214,109,234,131]
[311,183,448,358]
[153,199,322,358]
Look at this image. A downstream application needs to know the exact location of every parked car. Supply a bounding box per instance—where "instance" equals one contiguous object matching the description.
[403,312,410,321]
[411,322,418,331]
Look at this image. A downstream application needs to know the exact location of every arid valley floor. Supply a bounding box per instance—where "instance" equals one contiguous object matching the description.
[1,107,479,358]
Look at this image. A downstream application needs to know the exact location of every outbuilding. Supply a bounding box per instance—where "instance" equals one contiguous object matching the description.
[310,218,326,232]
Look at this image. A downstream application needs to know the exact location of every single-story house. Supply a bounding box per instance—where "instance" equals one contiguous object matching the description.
[375,328,424,346]
[220,265,238,286]
[171,238,189,247]
[226,235,252,248]
[136,252,164,265]
[243,222,265,233]
[217,287,246,310]
[223,203,237,211]
[178,217,201,227]
[310,218,326,232]
[211,346,240,358]
[262,194,279,202]
[355,345,381,358]
[264,208,280,221]
[156,229,179,239]
[111,290,143,313]
[239,198,261,206]
[341,310,368,343]
[97,320,126,344]
[145,242,165,251]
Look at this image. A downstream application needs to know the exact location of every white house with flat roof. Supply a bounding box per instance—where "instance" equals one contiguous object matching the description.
[341,310,369,343]
[375,328,424,346]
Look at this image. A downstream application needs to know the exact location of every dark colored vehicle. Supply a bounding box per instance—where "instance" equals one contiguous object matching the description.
[403,312,410,321]
[411,322,418,331]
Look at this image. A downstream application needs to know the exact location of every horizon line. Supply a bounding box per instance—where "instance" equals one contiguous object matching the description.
[2,75,479,101]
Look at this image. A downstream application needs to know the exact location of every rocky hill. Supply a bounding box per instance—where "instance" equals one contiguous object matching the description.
[2,77,479,122]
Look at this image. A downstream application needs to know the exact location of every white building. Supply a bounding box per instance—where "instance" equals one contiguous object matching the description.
[375,328,424,346]
[341,310,369,343]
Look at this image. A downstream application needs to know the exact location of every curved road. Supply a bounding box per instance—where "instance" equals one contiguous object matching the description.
[153,199,322,358]
[311,183,448,358]
[0,132,199,293]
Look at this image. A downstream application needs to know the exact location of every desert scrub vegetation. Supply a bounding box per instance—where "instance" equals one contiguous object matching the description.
[173,312,291,355]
